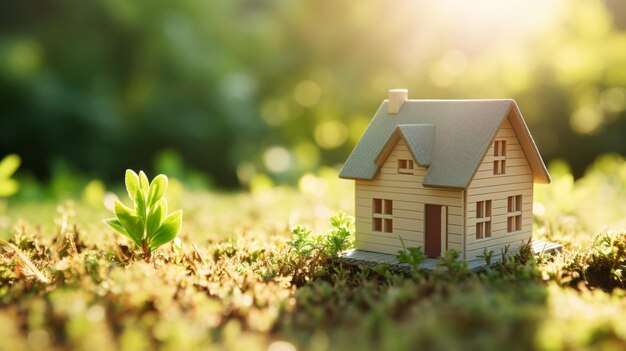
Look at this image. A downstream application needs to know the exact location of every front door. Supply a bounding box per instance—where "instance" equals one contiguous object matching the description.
[425,204,447,258]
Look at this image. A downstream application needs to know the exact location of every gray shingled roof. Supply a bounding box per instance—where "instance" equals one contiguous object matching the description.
[395,124,434,167]
[339,99,550,189]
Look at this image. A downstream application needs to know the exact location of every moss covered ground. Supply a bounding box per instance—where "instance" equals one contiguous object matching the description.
[2,157,626,351]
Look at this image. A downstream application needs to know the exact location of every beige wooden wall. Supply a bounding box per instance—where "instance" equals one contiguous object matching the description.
[465,117,534,262]
[355,139,463,255]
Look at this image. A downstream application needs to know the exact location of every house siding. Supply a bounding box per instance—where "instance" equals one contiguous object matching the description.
[465,117,534,263]
[355,139,464,255]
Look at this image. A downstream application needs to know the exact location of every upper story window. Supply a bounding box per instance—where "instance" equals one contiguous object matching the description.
[507,195,522,232]
[476,200,492,239]
[398,159,414,174]
[373,198,393,233]
[493,140,506,175]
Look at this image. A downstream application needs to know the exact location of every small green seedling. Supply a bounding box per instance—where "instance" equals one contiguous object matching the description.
[288,226,317,256]
[324,212,354,257]
[396,236,426,277]
[0,154,20,197]
[479,248,494,266]
[105,170,182,259]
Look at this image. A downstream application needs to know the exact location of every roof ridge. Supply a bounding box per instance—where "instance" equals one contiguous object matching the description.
[400,99,515,102]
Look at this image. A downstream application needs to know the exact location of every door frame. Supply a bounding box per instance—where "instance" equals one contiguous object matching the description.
[424,204,448,258]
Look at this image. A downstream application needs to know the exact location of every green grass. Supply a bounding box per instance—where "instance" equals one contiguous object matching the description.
[2,158,626,351]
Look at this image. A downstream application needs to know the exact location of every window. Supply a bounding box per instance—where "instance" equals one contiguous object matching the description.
[476,200,492,239]
[507,195,522,232]
[398,159,414,174]
[373,198,393,233]
[493,140,506,175]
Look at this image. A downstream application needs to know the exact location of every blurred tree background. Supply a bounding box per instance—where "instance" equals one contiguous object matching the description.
[1,0,625,189]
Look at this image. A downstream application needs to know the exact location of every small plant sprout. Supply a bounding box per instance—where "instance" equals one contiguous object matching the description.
[105,170,182,259]
[324,212,354,257]
[396,236,426,277]
[479,248,494,266]
[288,226,317,257]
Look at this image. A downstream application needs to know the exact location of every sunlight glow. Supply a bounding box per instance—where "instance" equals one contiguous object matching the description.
[268,341,296,351]
[431,0,565,44]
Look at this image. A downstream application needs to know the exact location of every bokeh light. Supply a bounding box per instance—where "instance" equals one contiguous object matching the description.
[570,105,604,135]
[263,147,291,173]
[314,121,348,149]
[293,80,322,108]
[0,0,625,188]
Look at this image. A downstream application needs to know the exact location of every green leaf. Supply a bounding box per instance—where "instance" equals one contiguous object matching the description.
[159,198,168,219]
[105,218,126,234]
[147,174,168,208]
[125,170,139,201]
[146,200,165,237]
[0,179,19,197]
[149,210,182,250]
[139,171,149,194]
[104,218,140,245]
[135,187,147,228]
[114,200,143,245]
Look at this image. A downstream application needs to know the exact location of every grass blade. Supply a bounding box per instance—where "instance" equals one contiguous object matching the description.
[0,239,49,284]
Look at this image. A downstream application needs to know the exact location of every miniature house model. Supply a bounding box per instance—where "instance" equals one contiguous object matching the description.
[339,89,551,263]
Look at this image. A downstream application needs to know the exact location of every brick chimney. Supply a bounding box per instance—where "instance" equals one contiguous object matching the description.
[388,89,408,114]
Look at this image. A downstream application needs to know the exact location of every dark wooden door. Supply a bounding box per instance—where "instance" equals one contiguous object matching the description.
[425,204,442,258]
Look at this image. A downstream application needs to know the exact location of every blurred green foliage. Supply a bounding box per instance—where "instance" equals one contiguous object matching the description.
[535,154,626,238]
[1,0,626,188]
[0,154,20,197]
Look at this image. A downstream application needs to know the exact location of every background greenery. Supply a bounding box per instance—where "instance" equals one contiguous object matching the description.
[1,0,626,189]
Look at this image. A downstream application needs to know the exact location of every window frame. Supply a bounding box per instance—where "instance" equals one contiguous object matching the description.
[397,159,414,174]
[373,198,393,233]
[507,195,522,233]
[493,140,506,175]
[475,200,492,239]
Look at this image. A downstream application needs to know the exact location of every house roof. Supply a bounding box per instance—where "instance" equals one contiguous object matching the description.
[374,124,435,167]
[339,99,551,189]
